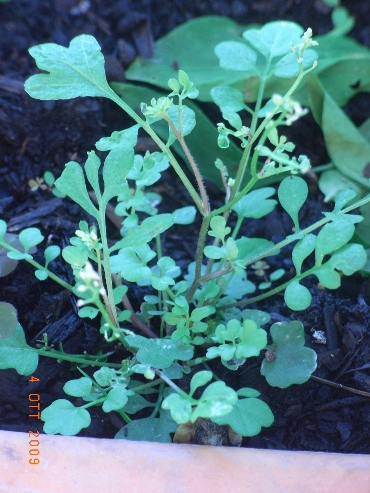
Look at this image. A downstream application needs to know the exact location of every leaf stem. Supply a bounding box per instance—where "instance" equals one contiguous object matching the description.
[166,118,210,215]
[155,369,189,398]
[36,347,123,367]
[107,91,206,214]
[98,207,119,326]
[0,238,74,291]
[186,214,211,301]
[218,193,370,310]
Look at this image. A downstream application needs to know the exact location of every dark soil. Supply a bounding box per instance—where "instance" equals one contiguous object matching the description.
[1,0,369,453]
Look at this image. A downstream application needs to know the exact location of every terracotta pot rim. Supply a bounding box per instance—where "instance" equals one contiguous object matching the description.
[2,430,370,493]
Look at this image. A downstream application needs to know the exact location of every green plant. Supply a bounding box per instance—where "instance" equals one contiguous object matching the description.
[124,14,370,249]
[1,21,369,442]
[29,170,66,198]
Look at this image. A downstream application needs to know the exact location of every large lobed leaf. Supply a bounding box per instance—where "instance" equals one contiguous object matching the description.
[25,34,115,100]
[261,321,317,388]
[0,323,39,375]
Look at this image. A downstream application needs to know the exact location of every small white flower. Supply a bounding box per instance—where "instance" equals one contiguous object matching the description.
[79,261,100,283]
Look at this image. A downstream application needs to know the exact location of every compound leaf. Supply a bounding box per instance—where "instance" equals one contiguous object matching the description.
[315,218,355,264]
[112,214,174,251]
[162,393,193,424]
[325,243,367,275]
[191,381,238,422]
[236,319,267,359]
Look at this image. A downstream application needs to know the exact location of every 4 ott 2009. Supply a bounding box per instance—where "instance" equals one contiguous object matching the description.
[28,375,41,465]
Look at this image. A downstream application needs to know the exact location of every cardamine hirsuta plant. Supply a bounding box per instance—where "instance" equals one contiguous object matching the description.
[0,21,369,441]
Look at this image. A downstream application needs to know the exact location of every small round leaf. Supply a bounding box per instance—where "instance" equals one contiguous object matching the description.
[284,280,312,311]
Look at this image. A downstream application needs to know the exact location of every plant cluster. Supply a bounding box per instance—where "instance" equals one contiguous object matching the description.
[0,19,369,442]
[123,11,370,251]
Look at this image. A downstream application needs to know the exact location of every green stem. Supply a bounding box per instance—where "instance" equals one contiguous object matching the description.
[36,348,123,368]
[150,381,166,418]
[155,369,190,399]
[199,266,232,284]
[230,61,312,202]
[212,175,259,217]
[243,192,370,268]
[231,216,244,240]
[0,239,74,291]
[219,264,318,310]
[186,172,262,301]
[219,193,370,310]
[107,91,205,214]
[230,60,270,200]
[248,63,308,148]
[78,368,132,423]
[99,207,119,326]
[186,214,211,301]
[211,270,235,306]
[311,163,334,174]
[166,118,210,214]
